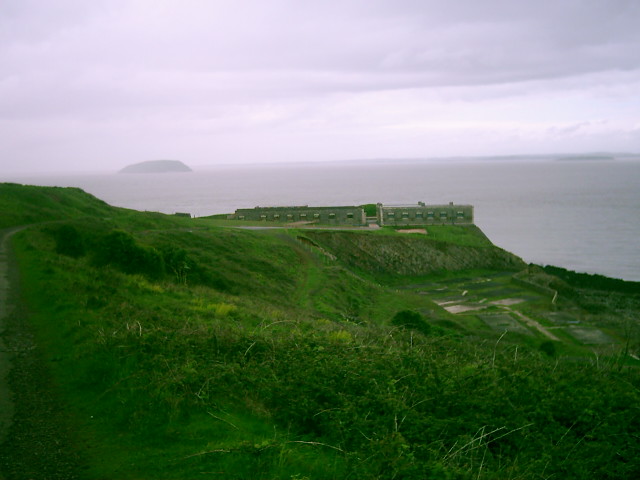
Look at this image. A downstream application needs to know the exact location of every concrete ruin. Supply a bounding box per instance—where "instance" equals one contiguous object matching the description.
[376,202,473,226]
[230,202,474,227]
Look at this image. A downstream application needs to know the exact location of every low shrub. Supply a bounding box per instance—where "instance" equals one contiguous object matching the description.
[92,230,164,279]
[539,340,557,357]
[51,224,86,258]
[391,310,432,335]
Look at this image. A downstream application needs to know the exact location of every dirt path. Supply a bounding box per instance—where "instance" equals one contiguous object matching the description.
[0,227,23,448]
[500,305,560,341]
[0,227,84,479]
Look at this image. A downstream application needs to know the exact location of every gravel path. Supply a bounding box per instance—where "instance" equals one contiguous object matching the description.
[0,227,85,479]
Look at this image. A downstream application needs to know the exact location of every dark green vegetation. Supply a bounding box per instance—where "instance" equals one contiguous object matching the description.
[542,265,640,295]
[2,182,640,479]
[360,203,378,217]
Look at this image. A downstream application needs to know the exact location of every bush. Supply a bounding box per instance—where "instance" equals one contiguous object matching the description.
[93,230,164,279]
[360,203,378,217]
[159,244,193,284]
[539,340,557,357]
[391,310,432,335]
[52,224,85,257]
[543,265,640,294]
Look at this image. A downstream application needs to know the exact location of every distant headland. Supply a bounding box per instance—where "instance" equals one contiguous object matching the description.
[118,160,192,174]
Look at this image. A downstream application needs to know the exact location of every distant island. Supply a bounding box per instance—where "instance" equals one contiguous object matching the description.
[118,160,192,174]
[555,154,614,162]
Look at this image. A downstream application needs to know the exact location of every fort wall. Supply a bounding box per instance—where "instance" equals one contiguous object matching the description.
[377,202,473,226]
[230,202,473,227]
[232,205,367,226]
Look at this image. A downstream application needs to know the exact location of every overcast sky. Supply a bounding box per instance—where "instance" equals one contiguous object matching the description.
[2,0,640,173]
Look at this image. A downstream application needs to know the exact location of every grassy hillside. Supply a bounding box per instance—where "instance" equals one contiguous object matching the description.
[303,228,523,280]
[0,182,117,229]
[2,183,640,479]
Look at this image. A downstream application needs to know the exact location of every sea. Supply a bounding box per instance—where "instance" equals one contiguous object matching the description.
[4,158,640,282]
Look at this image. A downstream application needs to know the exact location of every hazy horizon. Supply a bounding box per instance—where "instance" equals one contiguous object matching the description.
[2,1,640,174]
[3,160,639,282]
[3,151,640,177]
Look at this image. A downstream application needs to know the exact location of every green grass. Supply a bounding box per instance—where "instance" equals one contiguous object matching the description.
[4,183,640,479]
[0,182,114,228]
[201,218,494,248]
[381,224,494,246]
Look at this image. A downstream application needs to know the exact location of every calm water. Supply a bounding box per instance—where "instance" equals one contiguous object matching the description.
[5,160,640,281]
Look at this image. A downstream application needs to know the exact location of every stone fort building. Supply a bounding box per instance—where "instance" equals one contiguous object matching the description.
[231,202,473,227]
[232,205,367,226]
[377,202,473,226]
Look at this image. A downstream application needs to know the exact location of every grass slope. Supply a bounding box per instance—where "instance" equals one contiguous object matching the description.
[303,228,523,280]
[0,182,114,228]
[2,183,640,479]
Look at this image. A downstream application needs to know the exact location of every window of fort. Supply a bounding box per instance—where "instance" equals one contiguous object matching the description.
[300,213,307,219]
[238,215,245,220]
[427,211,434,218]
[313,213,320,219]
[387,212,395,218]
[415,212,423,219]
[260,215,267,220]
[287,214,294,220]
[347,213,354,219]
[273,214,280,220]
[329,213,336,219]
[440,212,447,219]
[457,211,464,218]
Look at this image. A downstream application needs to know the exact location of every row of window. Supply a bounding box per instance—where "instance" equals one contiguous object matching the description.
[239,212,358,221]
[384,211,467,219]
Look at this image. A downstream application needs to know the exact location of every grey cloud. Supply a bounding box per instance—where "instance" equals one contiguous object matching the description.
[547,122,593,136]
[1,0,640,172]
[4,1,640,92]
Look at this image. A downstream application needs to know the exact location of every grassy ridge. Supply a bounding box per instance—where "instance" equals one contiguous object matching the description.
[543,264,640,294]
[3,183,640,479]
[0,183,114,228]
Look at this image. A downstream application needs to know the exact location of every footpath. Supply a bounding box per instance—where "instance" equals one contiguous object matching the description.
[0,227,21,449]
[0,227,83,479]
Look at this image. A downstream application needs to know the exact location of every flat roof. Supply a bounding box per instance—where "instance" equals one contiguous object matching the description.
[381,204,473,208]
[239,205,361,210]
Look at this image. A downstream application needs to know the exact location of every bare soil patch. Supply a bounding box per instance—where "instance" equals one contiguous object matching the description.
[491,298,526,306]
[444,304,488,314]
[564,326,614,345]
[479,313,533,336]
